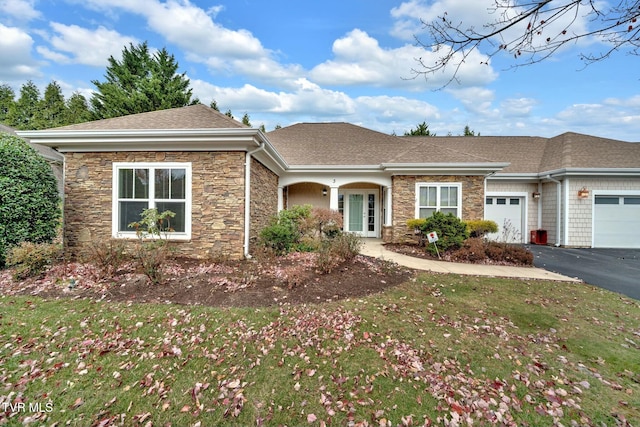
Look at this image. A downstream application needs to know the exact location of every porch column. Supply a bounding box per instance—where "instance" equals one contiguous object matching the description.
[329,186,339,211]
[277,186,284,212]
[384,186,392,226]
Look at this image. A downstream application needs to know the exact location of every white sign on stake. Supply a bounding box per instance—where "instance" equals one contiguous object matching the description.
[427,231,440,259]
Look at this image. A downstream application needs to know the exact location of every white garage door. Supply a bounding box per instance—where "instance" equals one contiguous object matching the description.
[593,195,640,248]
[485,197,525,243]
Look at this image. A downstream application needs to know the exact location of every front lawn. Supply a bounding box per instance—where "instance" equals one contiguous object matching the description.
[1,274,638,426]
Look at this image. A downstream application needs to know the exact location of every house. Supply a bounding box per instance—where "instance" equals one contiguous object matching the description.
[1,123,64,195]
[17,104,640,260]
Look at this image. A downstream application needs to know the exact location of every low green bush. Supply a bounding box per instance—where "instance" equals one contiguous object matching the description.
[6,241,62,279]
[416,212,469,255]
[465,219,498,238]
[259,205,313,255]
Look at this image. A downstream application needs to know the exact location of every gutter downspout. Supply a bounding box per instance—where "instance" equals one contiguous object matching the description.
[244,141,265,258]
[545,175,562,246]
[536,181,543,229]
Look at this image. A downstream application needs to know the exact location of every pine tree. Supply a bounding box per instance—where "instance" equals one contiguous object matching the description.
[66,92,93,125]
[91,42,195,119]
[34,81,67,129]
[5,81,40,130]
[0,84,15,123]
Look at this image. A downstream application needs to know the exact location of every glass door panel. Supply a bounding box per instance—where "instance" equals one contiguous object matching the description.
[348,194,364,232]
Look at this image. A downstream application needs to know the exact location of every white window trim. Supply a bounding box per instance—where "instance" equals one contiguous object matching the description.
[415,182,463,218]
[112,162,192,240]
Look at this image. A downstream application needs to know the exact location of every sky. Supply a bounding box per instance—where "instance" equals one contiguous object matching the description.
[1,0,639,141]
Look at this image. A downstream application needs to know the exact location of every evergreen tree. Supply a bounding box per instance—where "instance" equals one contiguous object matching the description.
[91,42,195,119]
[0,84,15,123]
[225,109,233,119]
[210,100,219,111]
[5,81,40,130]
[241,112,251,126]
[463,125,479,136]
[66,92,93,125]
[404,121,434,136]
[34,81,67,129]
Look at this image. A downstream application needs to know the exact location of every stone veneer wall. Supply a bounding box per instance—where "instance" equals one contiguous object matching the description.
[249,157,278,252]
[64,151,246,260]
[390,175,485,242]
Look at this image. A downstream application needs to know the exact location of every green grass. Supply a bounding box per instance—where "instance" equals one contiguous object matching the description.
[1,274,639,426]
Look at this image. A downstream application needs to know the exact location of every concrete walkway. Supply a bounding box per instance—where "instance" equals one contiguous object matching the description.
[361,239,580,282]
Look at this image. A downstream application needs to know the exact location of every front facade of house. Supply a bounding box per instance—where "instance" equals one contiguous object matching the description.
[19,105,640,260]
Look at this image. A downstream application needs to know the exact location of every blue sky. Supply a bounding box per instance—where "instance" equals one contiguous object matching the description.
[1,0,639,141]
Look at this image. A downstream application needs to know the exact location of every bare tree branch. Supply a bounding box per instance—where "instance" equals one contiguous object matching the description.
[411,0,640,86]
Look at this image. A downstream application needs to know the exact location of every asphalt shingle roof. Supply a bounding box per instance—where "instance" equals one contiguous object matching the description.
[267,123,496,166]
[50,104,246,131]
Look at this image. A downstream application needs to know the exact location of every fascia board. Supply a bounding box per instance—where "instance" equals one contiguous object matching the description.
[381,162,510,174]
[541,168,640,177]
[286,165,384,173]
[16,128,262,150]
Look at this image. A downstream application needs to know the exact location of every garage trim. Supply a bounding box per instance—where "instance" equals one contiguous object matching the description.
[485,191,529,243]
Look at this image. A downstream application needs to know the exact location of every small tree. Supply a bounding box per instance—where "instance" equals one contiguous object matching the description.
[411,212,469,255]
[0,134,60,267]
[404,121,435,136]
[128,208,176,284]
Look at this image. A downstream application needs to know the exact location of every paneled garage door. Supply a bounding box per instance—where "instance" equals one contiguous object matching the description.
[593,195,640,248]
[485,197,525,243]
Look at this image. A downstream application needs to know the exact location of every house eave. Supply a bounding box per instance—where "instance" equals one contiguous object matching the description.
[17,128,289,174]
[381,162,510,175]
[542,168,640,178]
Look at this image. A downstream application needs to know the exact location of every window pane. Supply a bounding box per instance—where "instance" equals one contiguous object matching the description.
[171,169,186,199]
[119,201,148,232]
[510,198,520,205]
[368,194,375,232]
[486,198,493,205]
[420,187,436,207]
[156,202,186,232]
[441,208,458,216]
[134,169,149,199]
[338,194,344,215]
[155,169,170,199]
[419,207,436,218]
[119,169,133,198]
[497,198,506,205]
[624,197,640,205]
[595,197,619,205]
[443,186,458,207]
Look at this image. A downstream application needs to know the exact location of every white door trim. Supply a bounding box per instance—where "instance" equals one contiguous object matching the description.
[340,189,379,238]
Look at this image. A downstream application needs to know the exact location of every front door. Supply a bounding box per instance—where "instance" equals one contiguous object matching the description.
[341,190,378,237]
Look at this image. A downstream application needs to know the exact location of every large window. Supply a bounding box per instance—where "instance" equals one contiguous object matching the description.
[416,183,462,218]
[113,163,191,239]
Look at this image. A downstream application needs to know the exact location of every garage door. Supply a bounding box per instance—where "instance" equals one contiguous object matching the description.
[593,195,640,248]
[485,197,525,243]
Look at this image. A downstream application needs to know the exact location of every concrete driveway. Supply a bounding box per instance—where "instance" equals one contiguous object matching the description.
[526,245,640,300]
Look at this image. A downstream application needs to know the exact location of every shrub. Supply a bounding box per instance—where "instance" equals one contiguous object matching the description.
[465,219,498,238]
[314,233,362,274]
[417,212,469,255]
[85,239,129,277]
[128,208,176,284]
[0,134,60,267]
[450,237,487,263]
[6,241,62,279]
[305,207,344,238]
[260,205,313,255]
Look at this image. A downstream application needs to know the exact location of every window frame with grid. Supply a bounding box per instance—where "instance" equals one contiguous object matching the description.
[112,162,192,240]
[415,182,462,219]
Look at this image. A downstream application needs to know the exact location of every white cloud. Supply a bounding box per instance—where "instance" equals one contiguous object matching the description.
[0,0,41,21]
[310,29,497,90]
[446,86,496,115]
[0,23,41,81]
[500,97,538,117]
[38,22,139,66]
